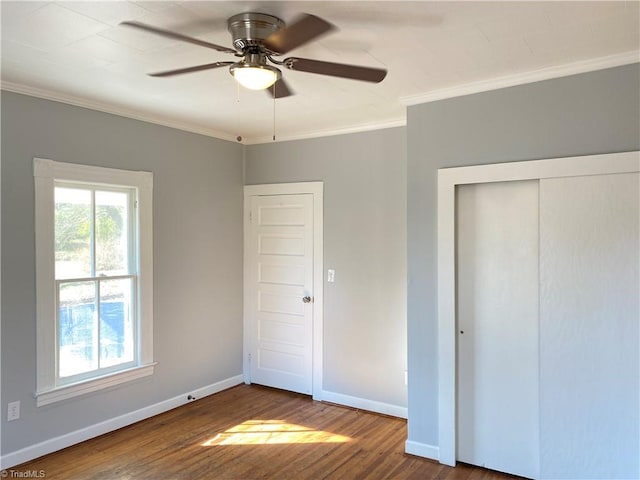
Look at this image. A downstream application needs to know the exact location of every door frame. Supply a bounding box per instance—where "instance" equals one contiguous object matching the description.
[436,151,639,466]
[243,182,324,400]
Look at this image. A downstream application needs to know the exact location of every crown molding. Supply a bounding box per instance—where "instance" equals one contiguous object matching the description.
[3,50,637,144]
[1,80,405,145]
[243,117,406,145]
[400,51,640,106]
[0,81,239,143]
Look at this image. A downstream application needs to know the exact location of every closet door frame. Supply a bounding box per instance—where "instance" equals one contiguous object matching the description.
[436,151,639,467]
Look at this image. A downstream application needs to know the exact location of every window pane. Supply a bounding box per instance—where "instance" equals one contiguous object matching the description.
[59,281,98,378]
[55,188,92,279]
[100,278,134,368]
[96,191,129,276]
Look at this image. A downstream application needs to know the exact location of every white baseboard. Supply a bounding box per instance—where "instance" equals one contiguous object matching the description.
[404,440,440,461]
[320,390,407,419]
[0,374,244,469]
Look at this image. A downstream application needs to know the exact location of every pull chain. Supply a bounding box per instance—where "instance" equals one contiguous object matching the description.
[272,83,277,142]
[235,82,242,143]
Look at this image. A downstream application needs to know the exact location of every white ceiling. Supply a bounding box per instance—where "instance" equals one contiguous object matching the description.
[1,1,639,144]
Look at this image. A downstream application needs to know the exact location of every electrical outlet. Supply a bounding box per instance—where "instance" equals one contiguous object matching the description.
[404,370,408,386]
[7,401,20,421]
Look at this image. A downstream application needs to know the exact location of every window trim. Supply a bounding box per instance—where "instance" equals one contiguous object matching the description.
[34,158,154,407]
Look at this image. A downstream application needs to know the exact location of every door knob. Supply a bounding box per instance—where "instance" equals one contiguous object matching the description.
[302,296,312,303]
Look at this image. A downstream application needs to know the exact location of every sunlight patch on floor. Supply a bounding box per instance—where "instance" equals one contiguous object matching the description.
[201,419,352,446]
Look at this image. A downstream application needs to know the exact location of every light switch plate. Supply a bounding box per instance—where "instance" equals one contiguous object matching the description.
[327,269,335,283]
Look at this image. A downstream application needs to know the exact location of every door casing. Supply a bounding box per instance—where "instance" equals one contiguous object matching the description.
[243,182,323,400]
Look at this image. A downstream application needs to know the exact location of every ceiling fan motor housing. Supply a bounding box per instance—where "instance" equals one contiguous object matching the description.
[227,12,285,53]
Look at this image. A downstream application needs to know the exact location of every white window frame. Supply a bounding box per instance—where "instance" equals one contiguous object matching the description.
[34,158,155,407]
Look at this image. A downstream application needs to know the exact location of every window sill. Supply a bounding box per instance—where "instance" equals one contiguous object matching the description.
[35,363,157,407]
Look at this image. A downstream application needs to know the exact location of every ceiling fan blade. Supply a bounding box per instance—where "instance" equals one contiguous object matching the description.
[267,79,294,98]
[263,14,335,54]
[149,62,234,77]
[120,21,237,54]
[283,57,387,83]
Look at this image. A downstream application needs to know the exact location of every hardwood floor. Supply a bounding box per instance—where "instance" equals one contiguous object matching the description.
[13,385,524,479]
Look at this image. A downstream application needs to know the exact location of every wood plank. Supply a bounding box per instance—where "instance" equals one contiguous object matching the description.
[12,385,526,479]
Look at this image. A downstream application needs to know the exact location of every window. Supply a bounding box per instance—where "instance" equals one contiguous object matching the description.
[34,159,154,406]
[55,185,136,381]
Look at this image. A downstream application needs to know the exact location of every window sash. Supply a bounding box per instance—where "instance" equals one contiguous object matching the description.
[54,182,137,280]
[54,182,140,385]
[55,275,138,386]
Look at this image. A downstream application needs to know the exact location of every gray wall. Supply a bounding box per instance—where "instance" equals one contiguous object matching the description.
[406,63,640,447]
[1,91,244,454]
[245,128,407,409]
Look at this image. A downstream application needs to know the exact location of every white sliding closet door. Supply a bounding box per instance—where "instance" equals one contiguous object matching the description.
[456,180,540,479]
[440,152,639,479]
[539,173,640,479]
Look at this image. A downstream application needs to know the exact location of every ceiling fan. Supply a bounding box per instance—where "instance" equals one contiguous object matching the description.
[121,12,387,98]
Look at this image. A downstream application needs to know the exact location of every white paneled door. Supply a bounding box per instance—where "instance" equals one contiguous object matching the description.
[246,193,314,395]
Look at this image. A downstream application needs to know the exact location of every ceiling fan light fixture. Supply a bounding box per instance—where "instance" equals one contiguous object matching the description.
[231,63,281,90]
